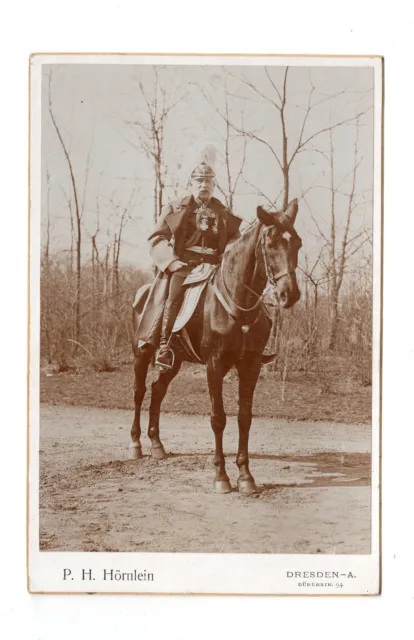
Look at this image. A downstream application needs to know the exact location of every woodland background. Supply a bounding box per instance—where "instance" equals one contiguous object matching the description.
[40,64,374,421]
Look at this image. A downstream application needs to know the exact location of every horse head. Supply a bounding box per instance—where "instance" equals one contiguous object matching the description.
[256,199,302,309]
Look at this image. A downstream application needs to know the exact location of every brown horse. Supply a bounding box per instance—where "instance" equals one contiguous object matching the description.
[130,200,302,494]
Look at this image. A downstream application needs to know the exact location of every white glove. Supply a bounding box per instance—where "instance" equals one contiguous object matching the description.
[168,259,188,273]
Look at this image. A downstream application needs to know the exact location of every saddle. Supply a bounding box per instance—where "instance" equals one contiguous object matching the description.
[133,263,217,361]
[133,263,273,363]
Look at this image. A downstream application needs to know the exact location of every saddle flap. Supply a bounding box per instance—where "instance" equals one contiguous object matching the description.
[173,279,209,333]
[182,262,215,286]
[132,283,152,313]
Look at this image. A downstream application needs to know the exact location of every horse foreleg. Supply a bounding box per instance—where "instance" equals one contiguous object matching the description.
[207,357,232,493]
[235,354,262,494]
[148,358,183,460]
[129,348,152,459]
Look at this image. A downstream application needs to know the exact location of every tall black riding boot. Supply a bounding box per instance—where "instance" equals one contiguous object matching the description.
[155,302,180,369]
[155,272,186,369]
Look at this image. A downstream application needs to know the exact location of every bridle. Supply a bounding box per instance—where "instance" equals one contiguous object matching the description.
[260,226,292,287]
[214,225,295,321]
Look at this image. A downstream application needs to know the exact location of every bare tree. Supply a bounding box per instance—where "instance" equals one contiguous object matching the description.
[221,67,372,354]
[42,165,52,362]
[297,121,372,350]
[118,66,185,224]
[110,191,135,297]
[48,71,82,340]
[323,121,371,349]
[196,79,248,210]
[299,244,330,358]
[225,66,369,210]
[48,70,94,342]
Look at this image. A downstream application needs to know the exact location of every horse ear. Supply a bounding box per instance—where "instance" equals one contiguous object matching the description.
[256,206,275,227]
[285,199,298,225]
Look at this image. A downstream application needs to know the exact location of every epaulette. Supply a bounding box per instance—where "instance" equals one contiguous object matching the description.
[173,194,192,212]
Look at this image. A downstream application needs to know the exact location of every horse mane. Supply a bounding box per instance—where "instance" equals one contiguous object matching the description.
[221,219,262,286]
[225,219,261,261]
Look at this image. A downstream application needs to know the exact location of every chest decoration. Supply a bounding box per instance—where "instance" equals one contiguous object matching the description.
[195,203,219,235]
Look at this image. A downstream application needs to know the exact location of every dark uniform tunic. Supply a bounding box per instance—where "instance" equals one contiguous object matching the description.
[162,202,223,328]
[135,194,242,346]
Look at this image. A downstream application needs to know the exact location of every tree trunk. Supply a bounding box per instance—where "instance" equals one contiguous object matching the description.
[48,75,82,345]
[328,289,339,351]
[158,175,163,221]
[309,284,319,358]
[114,233,120,298]
[44,169,52,363]
[91,235,97,332]
[282,166,289,209]
[112,235,117,300]
[75,216,81,341]
[281,68,289,209]
[153,176,158,225]
[103,245,110,298]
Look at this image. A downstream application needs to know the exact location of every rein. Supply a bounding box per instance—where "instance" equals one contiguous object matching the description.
[214,226,293,323]
[219,259,264,314]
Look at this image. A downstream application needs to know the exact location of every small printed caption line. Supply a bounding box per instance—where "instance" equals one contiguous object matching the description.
[63,569,155,582]
[286,571,356,588]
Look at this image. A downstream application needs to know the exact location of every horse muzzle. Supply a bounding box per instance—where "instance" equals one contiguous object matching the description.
[276,277,300,309]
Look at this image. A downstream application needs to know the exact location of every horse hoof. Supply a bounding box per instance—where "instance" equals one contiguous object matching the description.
[238,479,258,495]
[128,443,143,460]
[151,445,167,461]
[214,479,232,494]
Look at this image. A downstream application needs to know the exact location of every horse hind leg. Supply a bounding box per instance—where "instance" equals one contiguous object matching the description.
[148,357,183,460]
[129,347,152,459]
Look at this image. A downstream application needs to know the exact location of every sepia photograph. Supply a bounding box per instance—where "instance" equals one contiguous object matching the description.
[28,54,382,594]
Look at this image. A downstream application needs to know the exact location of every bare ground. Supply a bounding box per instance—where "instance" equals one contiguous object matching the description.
[39,404,371,554]
[40,361,372,424]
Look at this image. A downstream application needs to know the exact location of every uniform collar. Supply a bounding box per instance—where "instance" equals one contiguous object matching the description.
[179,194,193,207]
[178,194,225,210]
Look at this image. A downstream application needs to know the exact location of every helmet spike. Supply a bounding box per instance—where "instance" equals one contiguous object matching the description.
[190,144,217,179]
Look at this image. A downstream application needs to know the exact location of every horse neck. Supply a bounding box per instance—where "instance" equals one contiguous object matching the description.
[222,222,266,307]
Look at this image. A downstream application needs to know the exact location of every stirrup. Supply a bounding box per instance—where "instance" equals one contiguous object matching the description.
[155,345,175,370]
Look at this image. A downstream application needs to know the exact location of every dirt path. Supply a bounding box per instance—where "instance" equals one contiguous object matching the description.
[40,405,371,554]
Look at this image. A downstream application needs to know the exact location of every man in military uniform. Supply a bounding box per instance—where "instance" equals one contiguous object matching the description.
[147,147,242,369]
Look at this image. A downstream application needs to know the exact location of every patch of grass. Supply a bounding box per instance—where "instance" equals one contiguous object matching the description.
[40,362,371,424]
